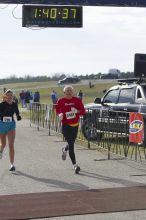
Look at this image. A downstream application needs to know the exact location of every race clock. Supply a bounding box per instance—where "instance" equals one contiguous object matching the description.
[22,5,83,28]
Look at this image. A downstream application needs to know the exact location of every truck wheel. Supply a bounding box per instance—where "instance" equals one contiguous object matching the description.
[81,115,102,141]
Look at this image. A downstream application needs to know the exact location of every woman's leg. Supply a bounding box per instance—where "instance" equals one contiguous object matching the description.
[0,134,7,152]
[68,126,78,165]
[62,125,78,165]
[7,130,15,164]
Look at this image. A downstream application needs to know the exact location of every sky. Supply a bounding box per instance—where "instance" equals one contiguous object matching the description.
[0,4,146,79]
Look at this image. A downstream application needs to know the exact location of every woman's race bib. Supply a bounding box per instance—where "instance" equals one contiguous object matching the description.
[66,111,76,119]
[3,117,12,122]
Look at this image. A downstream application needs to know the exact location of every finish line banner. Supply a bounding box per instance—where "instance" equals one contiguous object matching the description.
[129,112,144,144]
[1,0,146,6]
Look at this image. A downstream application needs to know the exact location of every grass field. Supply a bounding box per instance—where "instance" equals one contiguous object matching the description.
[0,80,116,105]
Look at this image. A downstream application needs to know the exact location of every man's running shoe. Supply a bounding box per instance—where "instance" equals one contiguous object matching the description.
[74,164,80,174]
[9,166,16,172]
[0,150,2,159]
[62,148,67,160]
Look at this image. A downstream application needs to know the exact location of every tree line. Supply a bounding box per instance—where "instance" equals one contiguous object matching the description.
[0,72,134,84]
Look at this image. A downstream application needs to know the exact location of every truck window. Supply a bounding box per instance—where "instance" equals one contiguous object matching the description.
[118,88,133,103]
[103,89,119,103]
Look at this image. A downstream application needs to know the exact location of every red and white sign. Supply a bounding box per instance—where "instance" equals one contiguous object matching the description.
[129,112,144,144]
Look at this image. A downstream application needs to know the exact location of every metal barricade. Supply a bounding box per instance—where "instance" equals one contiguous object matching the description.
[30,103,146,163]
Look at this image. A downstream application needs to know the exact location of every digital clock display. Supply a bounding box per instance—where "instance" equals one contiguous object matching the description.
[22,5,83,28]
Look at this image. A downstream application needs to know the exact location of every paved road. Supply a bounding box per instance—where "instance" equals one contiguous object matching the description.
[0,119,146,220]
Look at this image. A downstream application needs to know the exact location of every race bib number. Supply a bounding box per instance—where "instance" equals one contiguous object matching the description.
[3,117,12,122]
[66,111,76,120]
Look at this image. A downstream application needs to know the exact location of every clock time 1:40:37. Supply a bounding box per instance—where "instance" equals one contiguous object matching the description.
[34,7,77,20]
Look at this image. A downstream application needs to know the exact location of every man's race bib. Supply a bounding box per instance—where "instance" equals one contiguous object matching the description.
[3,117,12,122]
[66,111,76,119]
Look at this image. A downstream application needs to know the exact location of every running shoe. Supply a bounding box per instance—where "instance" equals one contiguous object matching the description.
[62,148,67,160]
[9,166,16,172]
[74,164,80,174]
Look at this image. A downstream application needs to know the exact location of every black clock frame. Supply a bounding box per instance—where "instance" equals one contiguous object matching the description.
[22,5,83,28]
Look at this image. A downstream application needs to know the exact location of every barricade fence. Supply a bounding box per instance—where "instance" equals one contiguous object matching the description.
[30,103,146,163]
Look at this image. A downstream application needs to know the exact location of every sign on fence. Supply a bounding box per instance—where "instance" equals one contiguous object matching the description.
[129,112,144,144]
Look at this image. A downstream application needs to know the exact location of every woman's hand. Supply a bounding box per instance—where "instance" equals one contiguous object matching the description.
[17,115,22,121]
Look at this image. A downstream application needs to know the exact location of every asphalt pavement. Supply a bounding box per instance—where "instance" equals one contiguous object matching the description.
[0,119,146,220]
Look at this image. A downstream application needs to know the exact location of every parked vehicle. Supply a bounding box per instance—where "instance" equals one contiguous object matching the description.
[81,78,146,145]
[57,77,80,85]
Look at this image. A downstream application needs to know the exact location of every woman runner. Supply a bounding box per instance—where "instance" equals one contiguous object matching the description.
[56,85,85,174]
[0,89,22,172]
